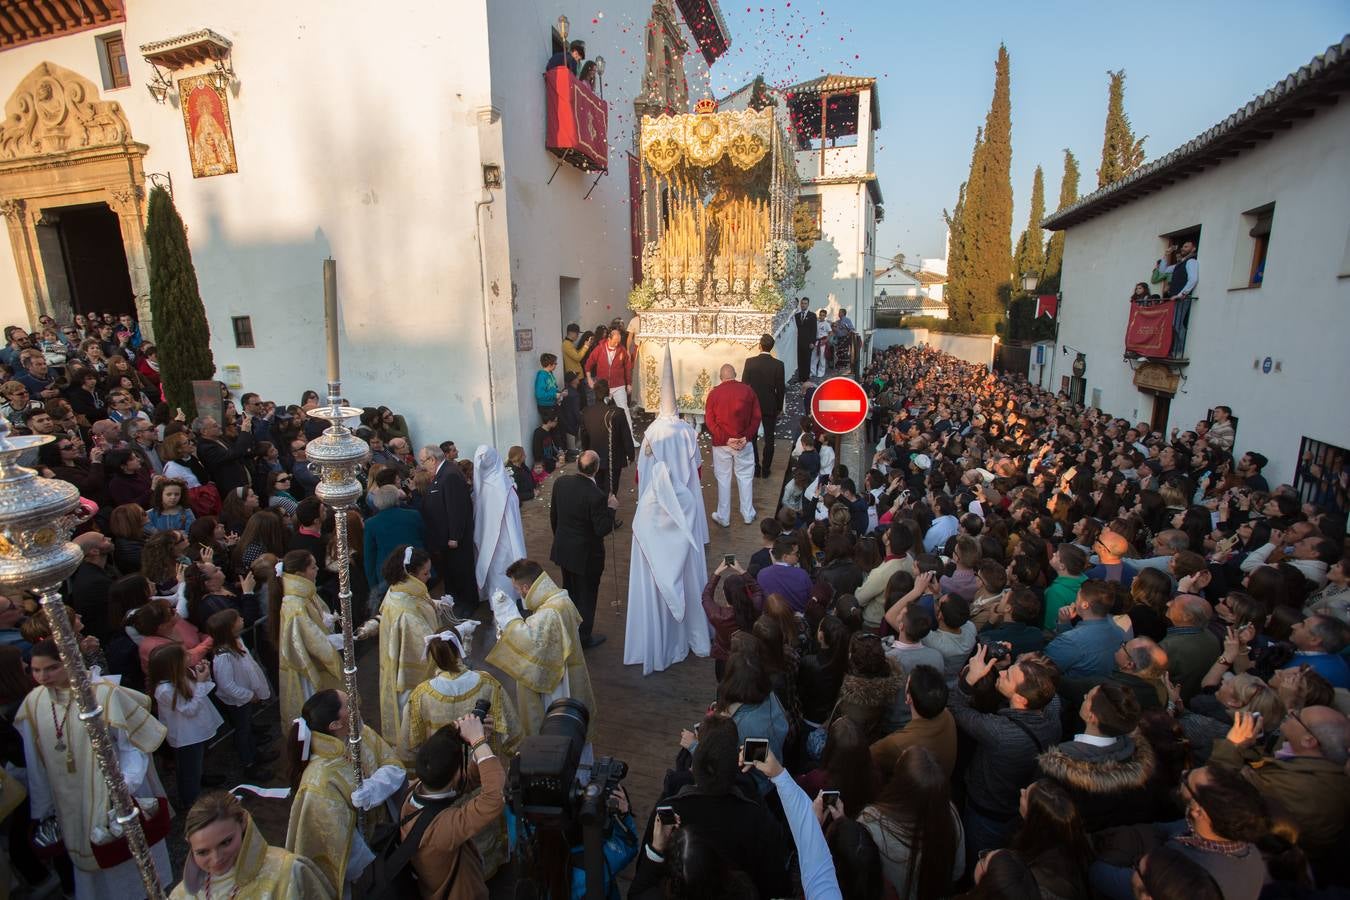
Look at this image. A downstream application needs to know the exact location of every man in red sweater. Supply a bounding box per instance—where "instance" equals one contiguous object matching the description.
[584,325,636,444]
[704,363,761,527]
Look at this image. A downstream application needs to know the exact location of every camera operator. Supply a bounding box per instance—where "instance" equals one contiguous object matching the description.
[399,714,503,900]
[635,714,792,897]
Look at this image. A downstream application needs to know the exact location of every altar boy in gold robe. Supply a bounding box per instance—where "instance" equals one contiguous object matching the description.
[486,558,597,734]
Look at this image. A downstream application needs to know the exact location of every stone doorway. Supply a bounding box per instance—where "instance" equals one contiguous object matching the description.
[0,61,152,336]
[34,201,137,319]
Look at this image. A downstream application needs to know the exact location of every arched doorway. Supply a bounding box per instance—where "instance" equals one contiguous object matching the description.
[0,61,152,335]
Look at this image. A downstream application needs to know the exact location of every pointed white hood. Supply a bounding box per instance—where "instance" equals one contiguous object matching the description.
[659,342,677,418]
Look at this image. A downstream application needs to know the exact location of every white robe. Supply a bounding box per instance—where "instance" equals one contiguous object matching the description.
[637,412,709,547]
[624,457,711,675]
[472,445,527,602]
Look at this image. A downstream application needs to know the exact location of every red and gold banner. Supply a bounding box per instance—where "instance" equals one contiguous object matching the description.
[1126,300,1174,357]
[545,67,608,171]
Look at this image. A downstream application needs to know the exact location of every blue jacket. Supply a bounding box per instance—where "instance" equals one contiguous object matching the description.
[1044,617,1126,679]
[363,506,426,587]
[534,369,560,407]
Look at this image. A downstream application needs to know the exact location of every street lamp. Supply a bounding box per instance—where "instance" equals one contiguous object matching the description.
[1021,271,1039,293]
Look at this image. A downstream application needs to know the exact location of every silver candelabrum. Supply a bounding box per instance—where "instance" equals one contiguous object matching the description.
[0,420,166,898]
[305,382,371,820]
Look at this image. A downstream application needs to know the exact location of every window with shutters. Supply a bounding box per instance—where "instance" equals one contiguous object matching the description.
[96,32,130,90]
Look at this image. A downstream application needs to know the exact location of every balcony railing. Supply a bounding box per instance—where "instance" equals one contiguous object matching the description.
[1124,296,1194,361]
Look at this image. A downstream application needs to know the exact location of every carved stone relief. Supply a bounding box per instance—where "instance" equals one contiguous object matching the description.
[0,62,131,160]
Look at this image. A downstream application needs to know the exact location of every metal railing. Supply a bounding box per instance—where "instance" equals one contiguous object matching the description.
[1293,436,1350,518]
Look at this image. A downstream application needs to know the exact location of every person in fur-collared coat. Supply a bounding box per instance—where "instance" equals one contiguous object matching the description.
[835,633,906,739]
[1036,682,1158,832]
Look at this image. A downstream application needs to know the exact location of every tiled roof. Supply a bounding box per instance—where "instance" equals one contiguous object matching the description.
[1044,34,1350,230]
[786,74,877,94]
[912,270,946,285]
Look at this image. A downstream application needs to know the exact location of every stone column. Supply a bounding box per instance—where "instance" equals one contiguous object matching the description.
[107,184,153,341]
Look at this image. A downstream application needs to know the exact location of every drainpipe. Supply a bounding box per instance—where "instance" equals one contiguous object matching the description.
[474,188,498,448]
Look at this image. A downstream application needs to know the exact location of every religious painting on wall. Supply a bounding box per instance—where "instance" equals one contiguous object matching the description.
[178,74,237,178]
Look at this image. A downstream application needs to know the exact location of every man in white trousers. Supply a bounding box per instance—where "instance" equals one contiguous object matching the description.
[703,363,762,527]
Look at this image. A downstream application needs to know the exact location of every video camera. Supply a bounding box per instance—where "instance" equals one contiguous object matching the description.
[508,699,630,900]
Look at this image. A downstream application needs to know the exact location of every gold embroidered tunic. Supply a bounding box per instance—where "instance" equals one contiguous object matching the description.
[485,573,596,734]
[377,577,440,739]
[283,725,403,894]
[277,573,343,726]
[398,669,521,763]
[171,810,335,899]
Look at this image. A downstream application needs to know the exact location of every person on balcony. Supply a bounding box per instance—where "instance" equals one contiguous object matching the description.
[547,40,585,76]
[1161,240,1199,358]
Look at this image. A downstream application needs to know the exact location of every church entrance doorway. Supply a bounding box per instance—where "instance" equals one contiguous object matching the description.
[36,202,136,319]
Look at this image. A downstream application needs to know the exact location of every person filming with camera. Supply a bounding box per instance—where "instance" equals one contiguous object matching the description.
[398,714,504,900]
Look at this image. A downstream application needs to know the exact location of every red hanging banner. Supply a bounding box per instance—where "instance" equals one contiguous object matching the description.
[545,67,608,172]
[1034,294,1059,318]
[1125,300,1175,357]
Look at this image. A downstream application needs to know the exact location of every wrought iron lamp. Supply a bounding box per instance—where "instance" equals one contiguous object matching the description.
[0,421,166,898]
[146,64,174,104]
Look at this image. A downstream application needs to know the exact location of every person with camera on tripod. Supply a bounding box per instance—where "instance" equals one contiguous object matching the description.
[398,715,504,900]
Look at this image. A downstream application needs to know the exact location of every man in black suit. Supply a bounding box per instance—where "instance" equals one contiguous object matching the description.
[580,378,633,514]
[743,333,786,478]
[418,444,478,617]
[194,414,255,497]
[549,450,618,647]
[792,296,815,383]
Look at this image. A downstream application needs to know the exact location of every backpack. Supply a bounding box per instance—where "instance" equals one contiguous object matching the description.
[356,793,459,900]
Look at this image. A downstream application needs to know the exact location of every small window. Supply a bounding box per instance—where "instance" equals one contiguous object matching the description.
[97,33,130,90]
[231,316,254,348]
[1247,205,1273,287]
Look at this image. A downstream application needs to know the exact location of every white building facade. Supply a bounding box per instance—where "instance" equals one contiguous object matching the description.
[1043,35,1350,490]
[0,0,723,451]
[788,75,881,332]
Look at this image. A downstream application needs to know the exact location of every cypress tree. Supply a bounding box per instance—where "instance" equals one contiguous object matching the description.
[145,185,215,418]
[943,128,977,325]
[1041,149,1080,291]
[945,45,1013,330]
[1097,70,1146,188]
[1013,165,1045,283]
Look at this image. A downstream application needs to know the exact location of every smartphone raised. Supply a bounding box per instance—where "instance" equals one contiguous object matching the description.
[820,789,841,809]
[656,805,676,825]
[723,554,736,567]
[742,737,769,764]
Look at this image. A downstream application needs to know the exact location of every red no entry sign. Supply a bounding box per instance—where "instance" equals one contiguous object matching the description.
[811,376,870,434]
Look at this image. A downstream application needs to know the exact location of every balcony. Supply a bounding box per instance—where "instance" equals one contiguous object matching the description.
[545,66,609,172]
[794,144,869,182]
[1124,296,1194,363]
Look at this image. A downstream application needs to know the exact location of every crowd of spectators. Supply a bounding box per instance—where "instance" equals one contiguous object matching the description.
[663,342,1349,898]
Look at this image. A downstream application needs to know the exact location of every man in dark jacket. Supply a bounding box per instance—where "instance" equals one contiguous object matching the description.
[194,414,255,497]
[549,450,617,647]
[67,532,117,645]
[633,714,791,898]
[419,444,477,617]
[1037,682,1156,832]
[792,297,815,383]
[1059,637,1167,734]
[949,645,1062,853]
[742,334,785,478]
[580,379,633,504]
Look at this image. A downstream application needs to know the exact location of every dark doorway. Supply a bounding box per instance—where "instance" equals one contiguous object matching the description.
[45,203,136,318]
[1149,393,1171,435]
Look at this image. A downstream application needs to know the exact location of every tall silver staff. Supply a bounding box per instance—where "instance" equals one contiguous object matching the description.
[306,257,372,819]
[0,421,166,898]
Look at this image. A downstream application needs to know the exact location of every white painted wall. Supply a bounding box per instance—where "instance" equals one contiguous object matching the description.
[1049,102,1350,487]
[872,328,996,369]
[802,181,873,331]
[0,0,702,451]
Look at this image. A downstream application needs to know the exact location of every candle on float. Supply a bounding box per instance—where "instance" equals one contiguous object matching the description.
[323,258,339,384]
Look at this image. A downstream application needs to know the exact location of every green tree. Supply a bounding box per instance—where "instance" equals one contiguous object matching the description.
[145,185,215,418]
[944,45,1014,331]
[1041,149,1080,292]
[1012,165,1045,284]
[1097,70,1146,188]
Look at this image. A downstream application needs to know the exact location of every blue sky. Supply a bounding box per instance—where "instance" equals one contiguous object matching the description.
[691,0,1350,264]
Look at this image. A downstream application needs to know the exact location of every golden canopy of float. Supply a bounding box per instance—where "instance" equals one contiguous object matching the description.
[631,96,803,415]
